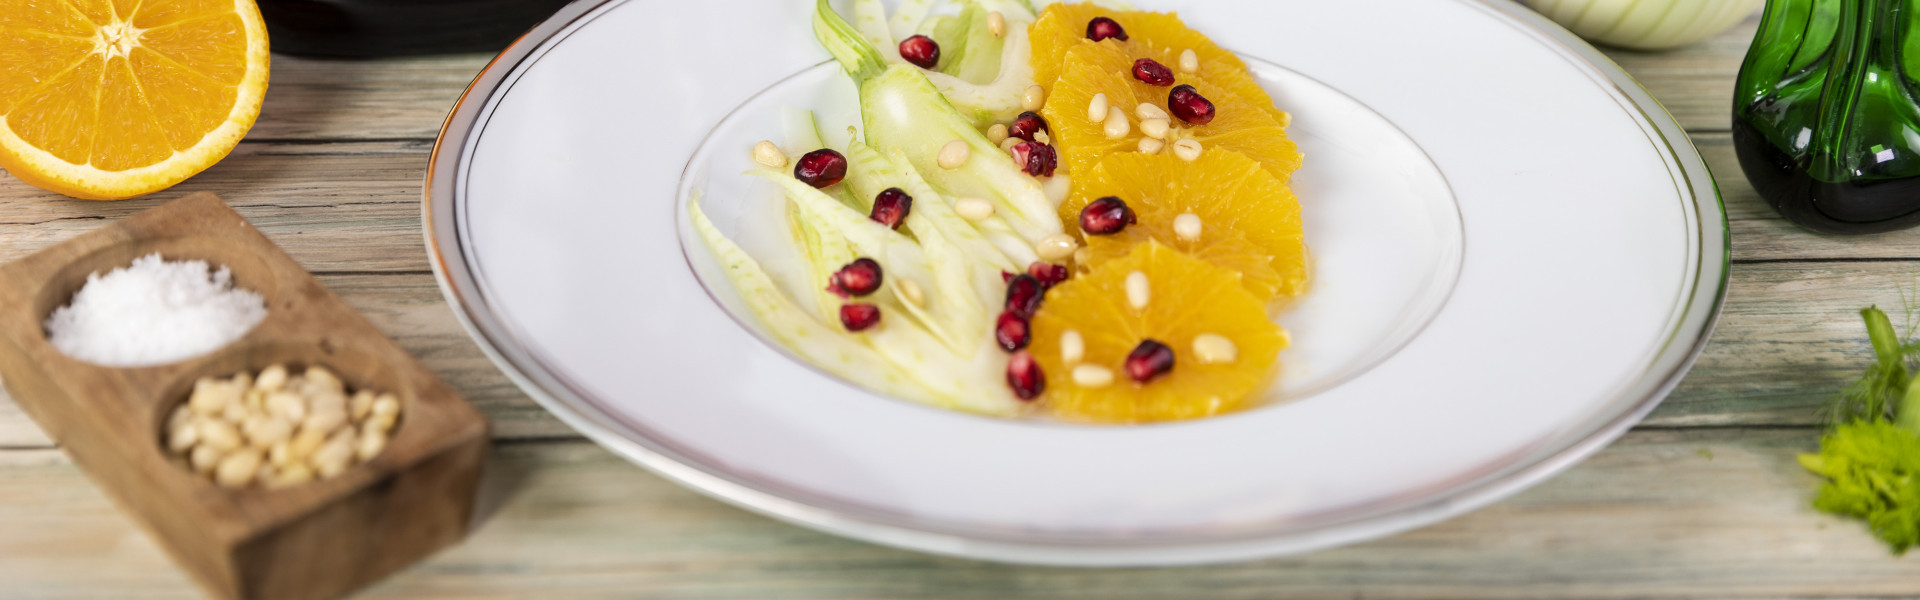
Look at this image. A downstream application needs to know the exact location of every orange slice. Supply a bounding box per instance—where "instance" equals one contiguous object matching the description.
[1062,149,1309,301]
[1028,2,1288,124]
[1029,241,1287,423]
[0,0,270,200]
[1040,44,1300,182]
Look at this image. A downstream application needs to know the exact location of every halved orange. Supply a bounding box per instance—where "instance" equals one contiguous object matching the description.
[1063,150,1309,302]
[1028,241,1287,423]
[1040,44,1300,183]
[1028,2,1289,125]
[0,0,270,200]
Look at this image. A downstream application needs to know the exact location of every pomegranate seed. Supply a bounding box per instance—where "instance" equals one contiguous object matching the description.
[1167,84,1216,125]
[1086,16,1128,41]
[793,149,848,188]
[870,187,913,230]
[1028,261,1070,288]
[840,303,882,331]
[898,35,941,69]
[995,310,1031,351]
[1010,142,1058,177]
[1132,58,1175,86]
[1008,111,1049,142]
[1005,273,1044,317]
[1006,350,1045,400]
[1079,196,1136,235]
[827,258,883,298]
[1125,339,1175,383]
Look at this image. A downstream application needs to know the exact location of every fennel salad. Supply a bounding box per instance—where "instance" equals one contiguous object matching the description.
[690,0,1308,423]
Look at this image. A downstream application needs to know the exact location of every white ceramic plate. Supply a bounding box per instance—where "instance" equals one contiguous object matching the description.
[425,0,1728,565]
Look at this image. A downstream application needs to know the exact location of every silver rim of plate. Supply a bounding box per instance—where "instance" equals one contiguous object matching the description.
[424,0,1730,564]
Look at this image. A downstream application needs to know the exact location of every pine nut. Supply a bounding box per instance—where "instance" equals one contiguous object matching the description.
[220,401,247,424]
[1087,92,1109,123]
[938,139,971,168]
[1000,136,1022,152]
[986,123,1008,144]
[987,11,1006,37]
[1036,233,1078,262]
[255,364,287,392]
[313,430,357,479]
[243,414,293,447]
[1137,137,1165,155]
[1126,271,1150,309]
[355,429,388,462]
[288,426,327,461]
[269,440,291,467]
[349,390,374,421]
[1172,138,1203,161]
[898,278,926,307]
[215,448,263,489]
[373,393,401,417]
[199,418,242,451]
[312,449,351,480]
[1179,48,1199,73]
[1071,364,1115,388]
[1135,102,1169,121]
[752,140,787,168]
[1060,330,1086,364]
[270,463,314,489]
[167,419,199,453]
[303,407,347,437]
[1191,333,1239,364]
[266,390,306,423]
[169,404,192,429]
[1173,213,1203,241]
[366,411,399,436]
[1102,106,1130,139]
[1139,118,1170,140]
[1022,85,1046,112]
[954,197,996,222]
[190,445,223,474]
[305,366,344,396]
[189,377,237,415]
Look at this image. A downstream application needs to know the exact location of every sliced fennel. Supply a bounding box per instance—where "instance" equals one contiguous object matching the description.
[688,200,924,401]
[813,0,1061,244]
[888,0,937,41]
[851,0,899,62]
[702,187,1017,415]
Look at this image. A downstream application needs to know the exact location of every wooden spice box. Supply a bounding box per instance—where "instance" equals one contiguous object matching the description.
[0,192,489,600]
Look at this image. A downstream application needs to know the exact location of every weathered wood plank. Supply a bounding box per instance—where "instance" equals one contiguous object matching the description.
[252,55,489,141]
[1646,261,1909,427]
[0,141,436,274]
[1605,15,1756,134]
[2,430,1915,600]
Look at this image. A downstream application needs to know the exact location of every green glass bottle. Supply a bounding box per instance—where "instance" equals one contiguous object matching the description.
[1733,0,1920,234]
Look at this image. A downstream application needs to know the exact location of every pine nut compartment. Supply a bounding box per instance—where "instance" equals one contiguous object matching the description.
[153,339,414,493]
[0,193,488,600]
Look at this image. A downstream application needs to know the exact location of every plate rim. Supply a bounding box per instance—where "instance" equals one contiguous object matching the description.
[422,0,1732,565]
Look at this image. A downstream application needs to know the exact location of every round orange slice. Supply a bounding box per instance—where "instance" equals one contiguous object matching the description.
[1040,44,1300,183]
[1028,2,1289,125]
[1029,240,1287,424]
[1063,149,1310,302]
[0,0,270,200]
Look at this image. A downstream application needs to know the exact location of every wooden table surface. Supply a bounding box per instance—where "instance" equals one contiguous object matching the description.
[4,13,1918,599]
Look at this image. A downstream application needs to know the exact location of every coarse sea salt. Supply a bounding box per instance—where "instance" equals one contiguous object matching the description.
[45,253,267,367]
